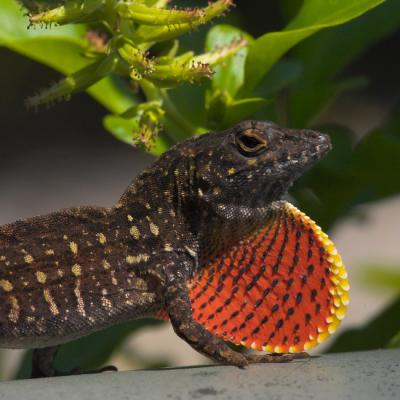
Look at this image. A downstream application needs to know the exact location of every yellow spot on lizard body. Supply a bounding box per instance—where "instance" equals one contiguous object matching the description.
[96,233,107,245]
[43,289,59,316]
[145,203,151,210]
[45,249,55,256]
[149,222,159,236]
[0,279,13,292]
[36,271,47,284]
[57,269,64,277]
[71,264,82,277]
[130,226,140,240]
[69,241,78,255]
[127,214,134,222]
[227,167,236,175]
[126,254,150,265]
[24,254,34,264]
[110,271,118,286]
[0,256,6,261]
[102,260,111,270]
[164,243,173,252]
[8,296,19,323]
[101,297,112,310]
[74,279,86,317]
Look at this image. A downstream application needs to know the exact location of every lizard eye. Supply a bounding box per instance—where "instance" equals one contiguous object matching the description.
[236,129,267,156]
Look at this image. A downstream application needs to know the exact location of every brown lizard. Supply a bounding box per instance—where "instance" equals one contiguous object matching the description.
[0,120,349,377]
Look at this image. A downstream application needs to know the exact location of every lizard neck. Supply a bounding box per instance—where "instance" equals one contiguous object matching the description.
[116,157,199,256]
[184,181,286,267]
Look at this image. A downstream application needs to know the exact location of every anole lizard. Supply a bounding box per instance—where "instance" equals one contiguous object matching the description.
[0,120,349,377]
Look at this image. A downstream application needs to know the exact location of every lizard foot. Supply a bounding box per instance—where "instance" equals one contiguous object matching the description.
[31,347,118,378]
[244,351,310,364]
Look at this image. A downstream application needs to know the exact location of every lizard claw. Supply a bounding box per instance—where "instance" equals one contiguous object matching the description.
[222,351,249,368]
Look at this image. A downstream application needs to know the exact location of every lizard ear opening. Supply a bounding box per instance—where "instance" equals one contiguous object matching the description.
[188,202,349,353]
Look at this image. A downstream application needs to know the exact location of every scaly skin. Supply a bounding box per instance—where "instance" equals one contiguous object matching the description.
[0,120,331,377]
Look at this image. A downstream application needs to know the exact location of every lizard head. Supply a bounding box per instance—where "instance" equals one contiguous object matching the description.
[169,119,331,261]
[189,119,331,210]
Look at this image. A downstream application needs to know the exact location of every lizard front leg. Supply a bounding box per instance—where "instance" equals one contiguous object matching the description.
[165,280,307,367]
[164,279,249,368]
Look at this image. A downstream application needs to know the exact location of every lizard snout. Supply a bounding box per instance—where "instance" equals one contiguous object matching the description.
[304,130,332,154]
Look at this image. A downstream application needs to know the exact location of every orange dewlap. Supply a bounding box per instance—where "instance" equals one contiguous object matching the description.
[188,202,349,353]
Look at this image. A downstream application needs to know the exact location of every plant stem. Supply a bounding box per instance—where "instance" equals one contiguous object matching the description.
[140,79,195,142]
[159,89,196,138]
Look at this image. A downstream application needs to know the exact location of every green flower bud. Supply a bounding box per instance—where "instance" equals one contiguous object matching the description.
[26,54,118,108]
[133,0,233,44]
[30,0,105,25]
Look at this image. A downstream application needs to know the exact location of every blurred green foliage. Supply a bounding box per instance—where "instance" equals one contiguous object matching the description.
[0,0,400,378]
[363,265,400,292]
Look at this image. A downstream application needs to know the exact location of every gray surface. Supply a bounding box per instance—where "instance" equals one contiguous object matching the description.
[0,349,399,399]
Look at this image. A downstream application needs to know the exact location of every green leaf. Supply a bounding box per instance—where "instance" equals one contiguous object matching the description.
[168,85,206,129]
[288,0,400,127]
[0,0,87,66]
[90,75,138,115]
[104,114,140,145]
[253,60,302,98]
[243,0,385,95]
[0,0,136,115]
[223,97,268,128]
[205,24,253,97]
[325,297,400,353]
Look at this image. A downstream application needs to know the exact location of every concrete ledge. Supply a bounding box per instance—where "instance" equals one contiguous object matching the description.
[0,349,399,399]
